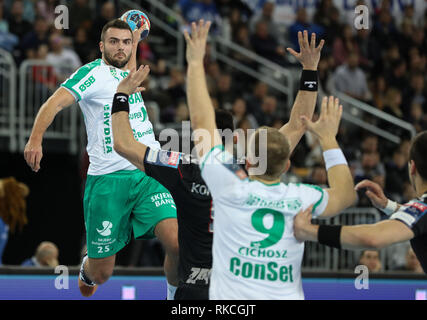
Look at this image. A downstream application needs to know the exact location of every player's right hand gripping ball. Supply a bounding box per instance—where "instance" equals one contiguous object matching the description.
[120,10,150,41]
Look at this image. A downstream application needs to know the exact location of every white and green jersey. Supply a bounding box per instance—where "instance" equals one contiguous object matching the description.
[61,58,160,175]
[200,145,329,300]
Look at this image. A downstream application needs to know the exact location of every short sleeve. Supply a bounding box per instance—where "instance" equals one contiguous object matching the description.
[60,61,101,102]
[199,145,248,199]
[390,200,427,237]
[297,184,329,218]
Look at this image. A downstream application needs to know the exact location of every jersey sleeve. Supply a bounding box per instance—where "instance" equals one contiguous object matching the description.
[143,148,182,192]
[296,184,329,218]
[199,145,248,199]
[390,200,427,237]
[60,63,101,102]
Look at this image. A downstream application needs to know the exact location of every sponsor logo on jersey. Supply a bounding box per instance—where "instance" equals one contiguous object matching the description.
[79,75,96,92]
[229,257,294,283]
[191,182,210,196]
[96,221,113,236]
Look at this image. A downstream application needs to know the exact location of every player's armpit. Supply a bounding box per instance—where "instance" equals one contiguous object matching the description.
[341,220,415,250]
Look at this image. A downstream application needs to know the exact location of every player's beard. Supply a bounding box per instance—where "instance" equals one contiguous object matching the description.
[104,49,131,69]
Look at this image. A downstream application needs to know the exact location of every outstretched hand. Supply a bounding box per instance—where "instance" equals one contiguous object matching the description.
[300,96,343,143]
[183,20,212,64]
[117,65,150,96]
[287,31,325,71]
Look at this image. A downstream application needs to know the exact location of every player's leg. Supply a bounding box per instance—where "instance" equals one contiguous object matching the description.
[79,171,135,296]
[85,255,116,284]
[155,218,179,285]
[131,171,179,298]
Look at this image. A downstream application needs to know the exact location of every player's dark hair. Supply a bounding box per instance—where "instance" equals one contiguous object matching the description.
[215,110,234,132]
[100,19,132,42]
[215,109,235,147]
[409,131,427,181]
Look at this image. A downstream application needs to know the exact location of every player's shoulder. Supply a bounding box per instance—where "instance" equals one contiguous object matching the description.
[73,59,104,76]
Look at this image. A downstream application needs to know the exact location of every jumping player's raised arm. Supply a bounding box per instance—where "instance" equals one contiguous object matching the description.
[184,20,222,159]
[300,96,357,218]
[280,31,324,154]
[111,65,151,171]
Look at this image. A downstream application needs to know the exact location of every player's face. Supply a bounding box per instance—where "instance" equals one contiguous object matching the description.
[101,28,133,69]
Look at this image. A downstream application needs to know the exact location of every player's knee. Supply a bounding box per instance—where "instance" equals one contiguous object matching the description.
[155,218,178,255]
[91,269,113,285]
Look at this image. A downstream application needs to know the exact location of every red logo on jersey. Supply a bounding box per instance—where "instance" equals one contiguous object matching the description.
[409,201,427,213]
[168,151,180,166]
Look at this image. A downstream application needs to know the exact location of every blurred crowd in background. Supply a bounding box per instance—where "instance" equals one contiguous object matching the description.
[0,0,426,272]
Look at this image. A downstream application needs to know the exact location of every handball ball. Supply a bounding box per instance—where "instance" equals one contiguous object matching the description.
[120,10,150,41]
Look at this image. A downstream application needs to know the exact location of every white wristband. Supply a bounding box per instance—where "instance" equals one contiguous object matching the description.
[380,199,398,216]
[323,149,348,171]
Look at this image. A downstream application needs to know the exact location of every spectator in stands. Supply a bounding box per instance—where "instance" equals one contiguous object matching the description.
[21,17,50,59]
[355,28,381,72]
[7,0,32,40]
[46,33,82,82]
[215,72,235,109]
[231,97,258,129]
[317,57,334,97]
[289,7,324,51]
[252,95,278,126]
[34,0,57,27]
[383,87,403,119]
[69,0,93,36]
[332,24,359,67]
[407,102,427,133]
[371,8,398,49]
[21,241,59,267]
[395,247,424,274]
[32,44,57,93]
[370,74,387,110]
[386,59,407,89]
[90,0,115,43]
[385,148,409,201]
[0,177,29,265]
[358,250,382,273]
[0,3,9,32]
[333,51,370,102]
[246,80,268,116]
[166,67,186,105]
[179,0,222,33]
[402,72,426,117]
[174,102,190,122]
[73,27,97,64]
[312,0,340,46]
[250,20,286,65]
[0,7,18,53]
[352,151,385,185]
[304,163,328,188]
[249,1,282,45]
[232,24,255,67]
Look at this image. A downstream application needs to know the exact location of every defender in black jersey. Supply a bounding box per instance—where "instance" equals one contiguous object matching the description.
[143,110,236,300]
[294,131,427,273]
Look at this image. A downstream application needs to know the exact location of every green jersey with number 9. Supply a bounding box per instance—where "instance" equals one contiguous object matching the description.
[199,145,329,300]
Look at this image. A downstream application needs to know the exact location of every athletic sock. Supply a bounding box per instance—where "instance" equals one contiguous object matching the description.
[167,282,177,300]
[79,254,96,287]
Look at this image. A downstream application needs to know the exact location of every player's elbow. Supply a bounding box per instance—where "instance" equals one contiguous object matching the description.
[113,139,129,158]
